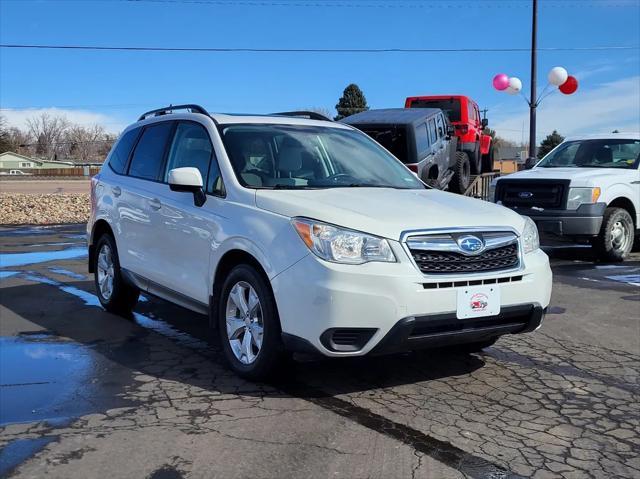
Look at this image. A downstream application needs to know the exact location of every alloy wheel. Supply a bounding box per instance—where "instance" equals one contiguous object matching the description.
[225,281,264,365]
[97,243,115,301]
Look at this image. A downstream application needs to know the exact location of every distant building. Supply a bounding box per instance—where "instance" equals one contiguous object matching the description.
[0,152,76,170]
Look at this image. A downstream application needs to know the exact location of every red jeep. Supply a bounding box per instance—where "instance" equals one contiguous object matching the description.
[405,95,494,175]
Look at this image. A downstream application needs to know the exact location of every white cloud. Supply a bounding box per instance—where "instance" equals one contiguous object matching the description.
[491,76,640,143]
[0,108,125,133]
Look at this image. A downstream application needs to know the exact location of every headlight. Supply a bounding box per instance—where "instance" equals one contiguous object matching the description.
[292,218,396,264]
[567,187,601,210]
[521,216,540,254]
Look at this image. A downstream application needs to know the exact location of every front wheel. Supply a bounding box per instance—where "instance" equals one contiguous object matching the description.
[593,207,634,262]
[93,234,139,314]
[481,144,495,173]
[449,151,471,194]
[217,264,286,380]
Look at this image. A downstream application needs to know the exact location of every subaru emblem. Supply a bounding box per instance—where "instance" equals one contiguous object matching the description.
[456,235,485,255]
[518,191,534,199]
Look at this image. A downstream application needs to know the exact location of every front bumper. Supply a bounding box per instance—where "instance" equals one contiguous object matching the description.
[271,245,552,358]
[508,203,606,238]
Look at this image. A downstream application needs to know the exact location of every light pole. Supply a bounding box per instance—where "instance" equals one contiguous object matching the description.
[528,0,538,165]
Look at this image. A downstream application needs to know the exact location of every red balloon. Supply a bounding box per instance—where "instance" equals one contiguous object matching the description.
[559,75,578,95]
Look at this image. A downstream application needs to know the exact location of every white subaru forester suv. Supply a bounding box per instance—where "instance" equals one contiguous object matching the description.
[88,105,552,379]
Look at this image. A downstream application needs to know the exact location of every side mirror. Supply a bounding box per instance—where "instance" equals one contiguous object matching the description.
[481,118,489,128]
[168,167,206,207]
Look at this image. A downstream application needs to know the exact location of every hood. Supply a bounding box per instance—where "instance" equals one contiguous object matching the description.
[255,188,525,241]
[500,167,628,186]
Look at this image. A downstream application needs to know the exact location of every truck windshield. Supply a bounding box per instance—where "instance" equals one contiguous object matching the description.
[537,139,640,169]
[408,98,461,122]
[220,124,425,190]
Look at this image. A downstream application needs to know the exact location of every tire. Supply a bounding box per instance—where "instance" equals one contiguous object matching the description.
[469,144,482,175]
[455,338,498,353]
[217,264,286,380]
[481,144,495,173]
[93,233,139,314]
[593,207,634,262]
[450,151,471,194]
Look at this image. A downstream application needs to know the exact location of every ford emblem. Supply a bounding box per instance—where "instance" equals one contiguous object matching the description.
[518,191,534,199]
[456,235,485,255]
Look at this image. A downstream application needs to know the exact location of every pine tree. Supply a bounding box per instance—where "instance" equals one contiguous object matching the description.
[334,84,369,121]
[537,130,565,158]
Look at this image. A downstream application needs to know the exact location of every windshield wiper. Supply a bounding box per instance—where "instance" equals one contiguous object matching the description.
[271,184,313,190]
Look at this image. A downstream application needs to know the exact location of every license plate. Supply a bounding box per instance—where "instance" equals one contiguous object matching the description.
[456,285,501,319]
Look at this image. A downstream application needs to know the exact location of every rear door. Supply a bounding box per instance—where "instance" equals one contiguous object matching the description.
[118,121,175,282]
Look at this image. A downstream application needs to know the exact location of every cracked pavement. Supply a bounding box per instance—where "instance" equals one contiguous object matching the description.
[0,225,638,478]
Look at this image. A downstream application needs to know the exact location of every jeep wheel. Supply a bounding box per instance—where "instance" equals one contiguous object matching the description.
[450,151,471,194]
[481,144,495,173]
[93,234,139,314]
[217,264,286,380]
[593,207,634,262]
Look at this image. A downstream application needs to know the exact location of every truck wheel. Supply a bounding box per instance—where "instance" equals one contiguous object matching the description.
[481,144,495,173]
[593,207,634,262]
[93,234,139,314]
[469,145,482,174]
[217,264,287,380]
[450,151,471,194]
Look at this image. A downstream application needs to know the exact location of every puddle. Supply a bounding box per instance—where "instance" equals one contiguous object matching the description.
[0,337,99,425]
[48,268,86,280]
[605,274,640,287]
[0,248,87,268]
[0,436,58,477]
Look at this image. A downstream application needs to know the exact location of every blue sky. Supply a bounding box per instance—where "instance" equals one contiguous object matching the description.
[1,0,639,143]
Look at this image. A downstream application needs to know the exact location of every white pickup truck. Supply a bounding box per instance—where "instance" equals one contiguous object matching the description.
[494,134,639,261]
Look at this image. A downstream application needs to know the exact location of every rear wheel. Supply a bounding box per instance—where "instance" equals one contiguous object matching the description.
[593,207,634,262]
[93,234,139,314]
[450,151,471,194]
[217,264,286,380]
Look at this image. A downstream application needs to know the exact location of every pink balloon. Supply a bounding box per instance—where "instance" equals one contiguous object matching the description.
[493,73,510,91]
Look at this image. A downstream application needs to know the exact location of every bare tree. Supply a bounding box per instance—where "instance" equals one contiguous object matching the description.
[306,107,334,120]
[26,113,70,160]
[0,115,32,154]
[64,124,108,163]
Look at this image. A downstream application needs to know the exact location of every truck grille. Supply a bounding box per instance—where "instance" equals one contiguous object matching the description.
[495,179,569,209]
[405,231,520,275]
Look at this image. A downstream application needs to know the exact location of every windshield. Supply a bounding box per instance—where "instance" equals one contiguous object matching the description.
[219,124,425,190]
[537,139,640,169]
[408,98,461,122]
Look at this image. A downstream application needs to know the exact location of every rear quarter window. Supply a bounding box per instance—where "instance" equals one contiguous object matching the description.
[108,128,140,174]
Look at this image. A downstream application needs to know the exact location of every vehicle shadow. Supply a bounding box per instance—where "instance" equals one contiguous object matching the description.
[0,281,486,402]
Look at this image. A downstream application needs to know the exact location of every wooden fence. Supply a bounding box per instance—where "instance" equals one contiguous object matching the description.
[0,167,101,177]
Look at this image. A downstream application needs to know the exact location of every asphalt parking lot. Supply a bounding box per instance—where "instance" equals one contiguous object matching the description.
[0,224,638,479]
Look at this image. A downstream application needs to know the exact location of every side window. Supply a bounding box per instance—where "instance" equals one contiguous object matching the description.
[128,122,174,181]
[416,124,430,154]
[109,127,140,174]
[164,122,212,183]
[207,157,225,196]
[436,115,445,138]
[467,102,475,124]
[428,119,438,144]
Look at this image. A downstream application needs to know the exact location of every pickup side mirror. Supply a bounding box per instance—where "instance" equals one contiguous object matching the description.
[168,167,206,207]
[481,118,489,128]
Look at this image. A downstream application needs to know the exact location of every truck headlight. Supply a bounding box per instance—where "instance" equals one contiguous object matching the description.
[567,187,601,210]
[292,218,396,264]
[522,216,540,254]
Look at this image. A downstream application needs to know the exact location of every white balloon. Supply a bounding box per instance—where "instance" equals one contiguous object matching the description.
[506,77,522,95]
[548,66,568,86]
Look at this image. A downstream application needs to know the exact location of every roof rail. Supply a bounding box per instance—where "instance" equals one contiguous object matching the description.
[138,104,209,121]
[271,110,333,122]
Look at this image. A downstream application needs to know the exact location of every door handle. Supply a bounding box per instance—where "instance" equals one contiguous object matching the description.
[111,186,121,197]
[149,198,162,210]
